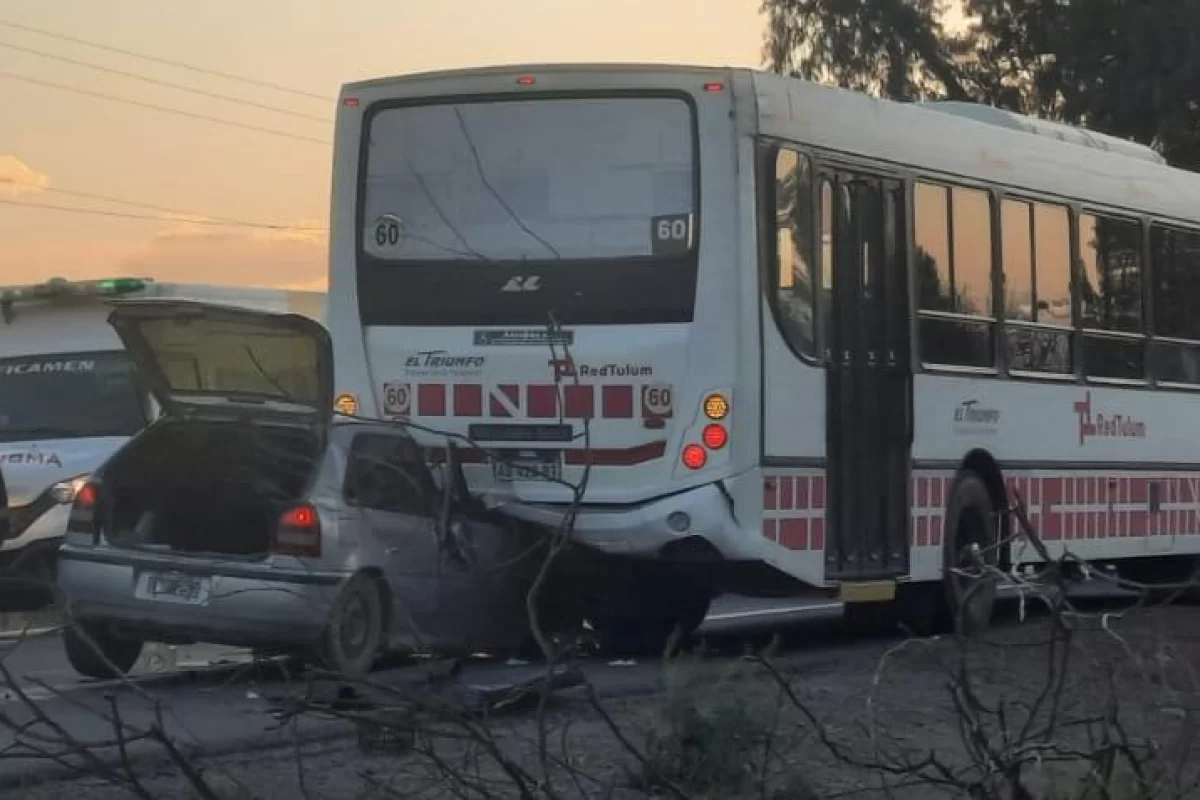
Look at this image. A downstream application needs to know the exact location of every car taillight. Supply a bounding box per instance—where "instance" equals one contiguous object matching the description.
[272,503,321,557]
[67,481,100,541]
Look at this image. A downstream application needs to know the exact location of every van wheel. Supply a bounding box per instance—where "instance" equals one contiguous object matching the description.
[943,473,1000,636]
[317,574,385,676]
[63,622,144,679]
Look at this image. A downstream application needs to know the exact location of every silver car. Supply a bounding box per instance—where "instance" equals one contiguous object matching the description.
[54,299,544,678]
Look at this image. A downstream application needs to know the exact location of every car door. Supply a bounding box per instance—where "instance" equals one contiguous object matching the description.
[340,430,535,652]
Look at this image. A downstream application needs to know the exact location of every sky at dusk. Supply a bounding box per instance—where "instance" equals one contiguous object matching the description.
[0,0,769,291]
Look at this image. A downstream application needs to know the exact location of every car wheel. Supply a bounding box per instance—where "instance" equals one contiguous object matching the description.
[63,622,144,680]
[317,573,385,676]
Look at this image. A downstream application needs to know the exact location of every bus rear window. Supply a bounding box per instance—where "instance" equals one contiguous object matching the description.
[362,96,695,262]
[355,94,700,326]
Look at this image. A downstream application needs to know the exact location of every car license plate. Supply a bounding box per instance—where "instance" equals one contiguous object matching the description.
[493,456,562,483]
[140,572,209,604]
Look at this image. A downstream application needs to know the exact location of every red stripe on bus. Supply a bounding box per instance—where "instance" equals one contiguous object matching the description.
[763,478,777,511]
[489,384,520,417]
[526,385,558,418]
[810,518,825,550]
[418,383,446,416]
[454,384,482,417]
[1040,477,1062,540]
[778,476,794,511]
[563,385,594,419]
[601,385,633,418]
[780,518,808,551]
[762,469,1200,554]
[563,441,666,466]
[410,383,656,420]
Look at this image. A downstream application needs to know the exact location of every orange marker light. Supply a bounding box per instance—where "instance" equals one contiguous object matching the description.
[703,393,729,420]
[704,82,725,92]
[682,444,707,470]
[334,393,359,417]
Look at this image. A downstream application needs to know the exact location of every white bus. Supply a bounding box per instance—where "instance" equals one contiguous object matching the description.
[326,63,1200,648]
[0,277,326,606]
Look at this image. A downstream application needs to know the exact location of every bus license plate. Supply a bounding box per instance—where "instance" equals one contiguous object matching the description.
[142,572,208,604]
[494,458,561,483]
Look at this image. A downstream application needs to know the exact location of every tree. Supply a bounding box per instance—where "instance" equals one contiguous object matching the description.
[763,0,971,100]
[762,0,1200,170]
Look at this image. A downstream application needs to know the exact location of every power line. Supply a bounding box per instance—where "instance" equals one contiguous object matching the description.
[0,178,328,230]
[0,19,333,102]
[0,179,326,230]
[0,39,333,123]
[0,196,328,232]
[0,69,332,145]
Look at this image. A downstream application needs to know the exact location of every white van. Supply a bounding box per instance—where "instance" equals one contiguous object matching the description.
[0,277,326,604]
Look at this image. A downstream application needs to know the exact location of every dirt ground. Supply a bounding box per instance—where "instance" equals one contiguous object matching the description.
[10,602,1200,799]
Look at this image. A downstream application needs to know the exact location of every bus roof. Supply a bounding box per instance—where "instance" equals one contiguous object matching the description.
[339,62,734,94]
[917,101,1166,165]
[749,70,1200,228]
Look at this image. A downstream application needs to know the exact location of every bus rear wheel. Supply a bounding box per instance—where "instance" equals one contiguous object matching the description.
[942,473,1000,636]
[591,572,712,658]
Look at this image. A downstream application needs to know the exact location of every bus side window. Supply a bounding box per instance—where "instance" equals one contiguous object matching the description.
[771,148,817,358]
[1150,225,1200,384]
[1001,199,1073,375]
[1079,213,1144,380]
[914,181,994,368]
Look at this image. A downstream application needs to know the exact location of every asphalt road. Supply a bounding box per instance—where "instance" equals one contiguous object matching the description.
[0,594,849,789]
[0,594,844,694]
[0,584,1136,790]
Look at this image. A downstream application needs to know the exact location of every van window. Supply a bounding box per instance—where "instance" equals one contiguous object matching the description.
[0,351,145,443]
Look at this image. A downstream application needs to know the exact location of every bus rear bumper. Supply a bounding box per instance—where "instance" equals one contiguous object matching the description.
[493,481,756,560]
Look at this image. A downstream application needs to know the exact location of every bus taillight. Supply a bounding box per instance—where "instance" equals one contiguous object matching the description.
[681,444,707,470]
[702,423,728,450]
